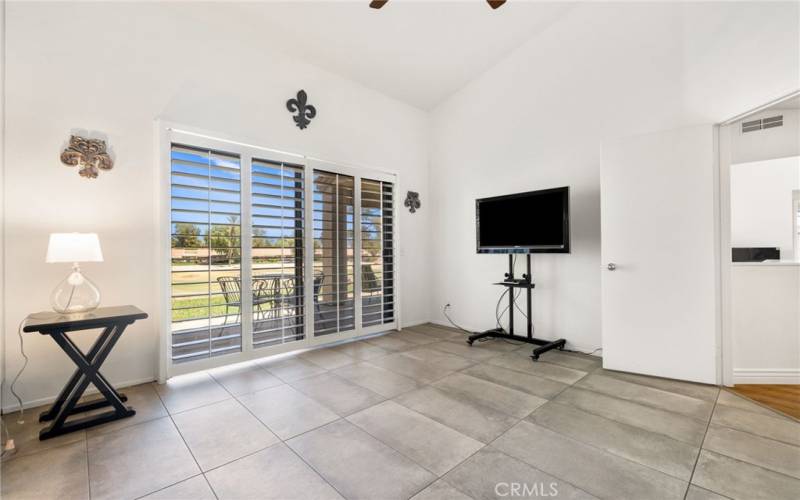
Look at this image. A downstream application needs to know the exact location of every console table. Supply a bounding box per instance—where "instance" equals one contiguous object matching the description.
[467,254,566,360]
[23,305,147,440]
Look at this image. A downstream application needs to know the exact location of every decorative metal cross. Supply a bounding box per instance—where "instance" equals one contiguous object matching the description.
[404,191,421,213]
[286,89,317,130]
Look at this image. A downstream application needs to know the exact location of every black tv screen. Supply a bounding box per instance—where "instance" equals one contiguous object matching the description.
[476,187,570,253]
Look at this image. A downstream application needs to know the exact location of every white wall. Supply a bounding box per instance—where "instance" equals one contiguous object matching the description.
[429,2,799,355]
[731,264,800,384]
[730,157,800,255]
[3,2,430,409]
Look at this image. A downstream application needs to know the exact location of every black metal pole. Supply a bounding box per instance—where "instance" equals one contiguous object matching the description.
[508,254,514,334]
[527,254,532,339]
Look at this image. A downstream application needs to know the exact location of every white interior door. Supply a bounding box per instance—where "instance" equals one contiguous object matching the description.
[601,125,719,384]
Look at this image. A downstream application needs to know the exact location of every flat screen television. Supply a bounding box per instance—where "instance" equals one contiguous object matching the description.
[476,186,570,254]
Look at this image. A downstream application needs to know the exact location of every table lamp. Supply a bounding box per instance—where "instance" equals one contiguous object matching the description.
[46,233,104,313]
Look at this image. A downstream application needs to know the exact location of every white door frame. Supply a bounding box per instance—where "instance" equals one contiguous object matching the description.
[716,89,800,387]
[155,121,400,382]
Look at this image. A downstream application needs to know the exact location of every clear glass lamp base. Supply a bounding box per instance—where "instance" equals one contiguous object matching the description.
[50,267,101,314]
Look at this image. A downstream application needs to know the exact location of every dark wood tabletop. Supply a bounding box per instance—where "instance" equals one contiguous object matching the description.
[23,305,148,334]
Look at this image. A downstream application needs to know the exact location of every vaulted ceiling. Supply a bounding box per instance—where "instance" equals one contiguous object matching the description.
[233,1,574,110]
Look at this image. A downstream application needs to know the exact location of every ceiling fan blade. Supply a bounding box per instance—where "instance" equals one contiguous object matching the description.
[487,0,506,9]
[370,0,388,8]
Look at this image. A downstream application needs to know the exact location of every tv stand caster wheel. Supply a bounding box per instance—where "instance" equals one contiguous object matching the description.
[530,355,540,362]
[466,340,474,346]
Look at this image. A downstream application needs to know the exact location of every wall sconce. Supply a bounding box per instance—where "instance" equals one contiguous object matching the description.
[60,135,114,179]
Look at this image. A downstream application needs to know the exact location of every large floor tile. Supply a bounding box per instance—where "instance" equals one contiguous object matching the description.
[205,442,343,500]
[531,351,601,372]
[593,368,719,402]
[487,353,588,384]
[433,372,547,419]
[290,373,385,416]
[395,386,518,443]
[401,346,475,371]
[238,384,339,439]
[369,351,455,384]
[257,355,327,382]
[406,324,464,340]
[411,480,474,500]
[348,400,483,476]
[703,425,800,479]
[692,450,800,500]
[333,361,422,398]
[1,441,89,500]
[172,398,279,471]
[287,419,436,500]
[87,417,199,500]
[575,374,714,421]
[460,338,524,353]
[0,406,86,460]
[208,362,283,396]
[364,333,418,352]
[684,485,729,500]
[388,329,440,345]
[493,421,687,500]
[331,341,390,360]
[716,390,786,418]
[86,383,168,437]
[428,340,505,361]
[300,348,356,370]
[554,387,706,447]
[554,387,708,446]
[443,447,596,500]
[142,475,216,500]
[462,362,568,399]
[154,372,231,414]
[711,404,800,446]
[529,402,698,480]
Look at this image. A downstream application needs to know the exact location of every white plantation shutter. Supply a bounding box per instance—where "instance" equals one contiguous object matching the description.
[313,170,356,335]
[251,158,306,347]
[360,179,395,326]
[170,144,242,363]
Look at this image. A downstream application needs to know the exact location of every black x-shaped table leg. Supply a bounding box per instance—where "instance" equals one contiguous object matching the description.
[39,321,136,440]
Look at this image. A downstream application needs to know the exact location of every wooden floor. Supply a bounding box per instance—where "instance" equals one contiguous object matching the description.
[731,384,800,419]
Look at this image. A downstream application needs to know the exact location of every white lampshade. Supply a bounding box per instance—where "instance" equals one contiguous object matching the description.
[46,233,104,263]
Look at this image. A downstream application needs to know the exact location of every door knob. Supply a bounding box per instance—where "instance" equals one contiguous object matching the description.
[607,263,616,271]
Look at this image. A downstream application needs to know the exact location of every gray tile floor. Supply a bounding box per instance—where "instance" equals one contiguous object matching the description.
[2,323,799,500]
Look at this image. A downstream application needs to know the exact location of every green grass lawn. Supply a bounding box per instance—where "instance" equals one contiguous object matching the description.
[171,295,229,321]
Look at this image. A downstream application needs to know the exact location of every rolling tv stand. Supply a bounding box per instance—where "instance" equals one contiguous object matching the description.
[467,254,566,360]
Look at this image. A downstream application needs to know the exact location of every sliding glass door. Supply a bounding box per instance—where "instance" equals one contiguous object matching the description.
[164,129,398,376]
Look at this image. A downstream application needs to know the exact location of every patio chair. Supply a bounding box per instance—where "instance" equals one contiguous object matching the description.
[218,276,275,323]
[217,276,242,325]
[313,273,324,314]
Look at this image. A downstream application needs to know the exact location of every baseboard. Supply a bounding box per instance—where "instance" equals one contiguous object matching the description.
[1,376,157,415]
[733,368,800,385]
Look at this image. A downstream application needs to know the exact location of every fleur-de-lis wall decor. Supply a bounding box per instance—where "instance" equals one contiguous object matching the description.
[404,191,421,213]
[60,135,114,179]
[286,89,317,130]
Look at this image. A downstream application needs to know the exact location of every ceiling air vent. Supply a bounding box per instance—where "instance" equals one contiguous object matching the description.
[742,115,783,133]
